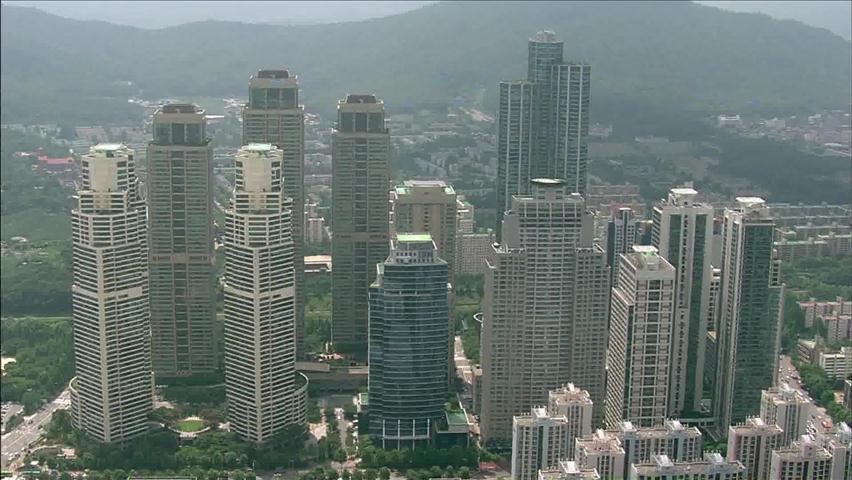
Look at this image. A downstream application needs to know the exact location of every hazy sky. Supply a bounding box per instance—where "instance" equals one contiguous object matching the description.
[2,1,435,27]
[4,1,851,39]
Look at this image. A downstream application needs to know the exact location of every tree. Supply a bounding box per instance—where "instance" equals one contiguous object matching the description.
[365,469,378,480]
[458,467,470,480]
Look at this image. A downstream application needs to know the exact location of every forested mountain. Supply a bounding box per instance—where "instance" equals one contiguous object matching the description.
[2,1,850,124]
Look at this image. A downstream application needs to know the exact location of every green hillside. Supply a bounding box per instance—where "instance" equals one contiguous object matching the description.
[1,1,850,124]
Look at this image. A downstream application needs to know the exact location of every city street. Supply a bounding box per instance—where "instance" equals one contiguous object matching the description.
[0,387,70,469]
[778,355,834,435]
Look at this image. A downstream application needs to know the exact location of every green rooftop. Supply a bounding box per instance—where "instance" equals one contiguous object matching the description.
[446,411,469,426]
[396,233,433,243]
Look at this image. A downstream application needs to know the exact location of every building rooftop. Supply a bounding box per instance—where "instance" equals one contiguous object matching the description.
[243,143,275,152]
[92,143,125,152]
[531,178,565,186]
[396,233,434,243]
[161,103,202,114]
[257,69,290,79]
[531,30,559,43]
[736,196,767,209]
[345,94,377,104]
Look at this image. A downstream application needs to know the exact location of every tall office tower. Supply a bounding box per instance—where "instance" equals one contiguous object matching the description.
[769,435,835,480]
[481,179,609,444]
[332,94,390,353]
[242,69,307,358]
[538,460,601,480]
[512,407,570,480]
[759,383,815,446]
[223,144,303,443]
[548,384,594,459]
[495,80,533,240]
[147,104,216,379]
[575,430,627,480]
[527,31,563,179]
[70,144,152,443]
[714,197,784,431]
[651,188,714,417]
[605,207,641,285]
[390,180,458,278]
[368,233,450,448]
[605,246,675,428]
[630,453,746,480]
[727,417,783,480]
[549,62,591,195]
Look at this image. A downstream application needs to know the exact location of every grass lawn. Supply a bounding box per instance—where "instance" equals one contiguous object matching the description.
[178,419,206,432]
[1,209,71,242]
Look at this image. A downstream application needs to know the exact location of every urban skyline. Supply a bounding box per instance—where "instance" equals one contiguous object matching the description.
[7,20,849,480]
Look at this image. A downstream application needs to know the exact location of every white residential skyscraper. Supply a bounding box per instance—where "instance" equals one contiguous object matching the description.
[481,179,610,444]
[548,384,594,459]
[496,80,533,239]
[605,246,675,428]
[70,144,153,443]
[512,407,570,480]
[223,144,305,442]
[651,187,714,416]
[242,69,307,358]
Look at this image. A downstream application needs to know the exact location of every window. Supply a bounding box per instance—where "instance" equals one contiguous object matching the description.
[171,123,186,145]
[186,124,202,145]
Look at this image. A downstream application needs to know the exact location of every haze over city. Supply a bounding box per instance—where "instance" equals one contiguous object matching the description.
[1,1,850,479]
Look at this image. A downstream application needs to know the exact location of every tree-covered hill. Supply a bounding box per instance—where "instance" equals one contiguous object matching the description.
[2,1,850,124]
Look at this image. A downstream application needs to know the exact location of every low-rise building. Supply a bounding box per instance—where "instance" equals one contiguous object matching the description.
[798,297,852,329]
[538,460,600,480]
[818,347,852,380]
[769,435,834,480]
[512,407,570,480]
[727,417,783,480]
[630,453,745,480]
[760,384,815,446]
[574,430,626,480]
[548,384,594,459]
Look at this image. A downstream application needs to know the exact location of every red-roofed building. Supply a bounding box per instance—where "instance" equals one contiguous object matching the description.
[37,155,75,172]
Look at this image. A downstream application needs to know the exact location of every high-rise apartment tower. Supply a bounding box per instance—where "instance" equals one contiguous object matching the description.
[651,187,714,417]
[70,144,153,443]
[223,143,305,443]
[714,197,784,431]
[242,69,307,358]
[331,94,390,353]
[147,104,216,379]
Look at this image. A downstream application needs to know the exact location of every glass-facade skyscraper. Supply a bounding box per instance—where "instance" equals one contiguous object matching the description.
[368,233,450,448]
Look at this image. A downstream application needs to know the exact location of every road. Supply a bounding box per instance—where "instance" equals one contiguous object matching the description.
[1,387,70,468]
[778,355,834,435]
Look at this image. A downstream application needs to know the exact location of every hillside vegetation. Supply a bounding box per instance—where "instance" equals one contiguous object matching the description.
[2,1,850,124]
